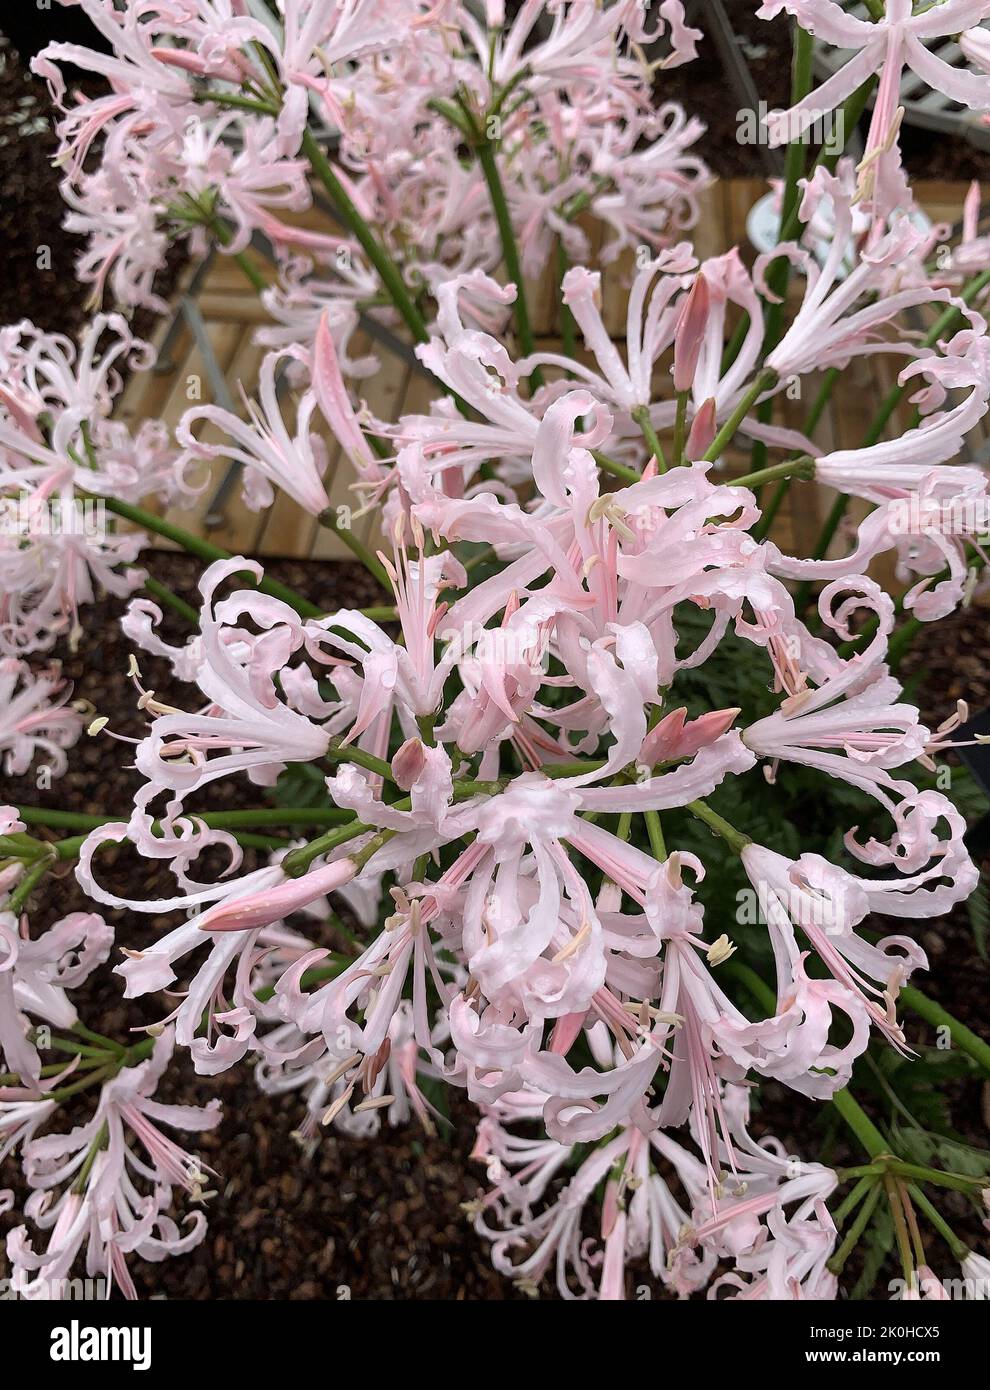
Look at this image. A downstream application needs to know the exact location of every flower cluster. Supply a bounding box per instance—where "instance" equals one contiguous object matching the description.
[2,0,990,1303]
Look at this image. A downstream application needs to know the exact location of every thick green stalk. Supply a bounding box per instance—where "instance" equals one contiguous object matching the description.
[702,370,778,463]
[475,140,543,387]
[632,405,668,472]
[302,129,428,345]
[97,495,322,618]
[750,23,814,474]
[900,984,990,1077]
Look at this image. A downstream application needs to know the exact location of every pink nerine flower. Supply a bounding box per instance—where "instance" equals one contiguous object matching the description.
[7,1029,219,1299]
[177,350,331,516]
[0,660,82,778]
[759,1,990,217]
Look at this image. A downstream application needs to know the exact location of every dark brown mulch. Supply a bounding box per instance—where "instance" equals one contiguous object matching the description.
[0,36,184,345]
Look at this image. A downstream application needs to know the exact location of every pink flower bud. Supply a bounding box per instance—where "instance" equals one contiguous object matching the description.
[640,706,740,768]
[198,859,357,934]
[685,396,718,459]
[549,1011,586,1055]
[672,273,710,394]
[391,737,428,791]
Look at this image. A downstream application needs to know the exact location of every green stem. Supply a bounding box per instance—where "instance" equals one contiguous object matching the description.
[702,370,778,463]
[142,575,199,626]
[281,818,373,879]
[6,850,56,916]
[644,809,667,862]
[317,508,390,590]
[827,1181,883,1275]
[672,391,689,467]
[324,738,395,784]
[686,800,752,855]
[631,405,667,472]
[833,1175,875,1229]
[302,129,428,345]
[591,449,640,485]
[734,454,814,491]
[475,140,543,388]
[96,495,322,618]
[909,1185,970,1263]
[900,984,990,1077]
[885,1170,916,1285]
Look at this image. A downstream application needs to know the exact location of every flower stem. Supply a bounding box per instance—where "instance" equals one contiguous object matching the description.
[644,809,667,862]
[672,391,689,467]
[733,454,815,491]
[317,507,391,590]
[631,405,668,472]
[827,1181,883,1275]
[701,370,778,463]
[301,129,428,346]
[591,449,640,484]
[686,800,752,855]
[475,140,543,389]
[6,849,56,916]
[142,574,199,625]
[899,984,990,1077]
[909,1185,971,1263]
[885,1169,916,1286]
[832,1175,875,1229]
[95,495,322,618]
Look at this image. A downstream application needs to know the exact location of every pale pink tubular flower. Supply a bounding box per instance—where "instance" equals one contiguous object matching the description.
[759,169,967,381]
[758,2,990,218]
[131,559,333,801]
[8,1029,219,1299]
[0,659,83,778]
[1,910,114,1092]
[519,247,696,413]
[312,309,381,476]
[177,349,330,515]
[739,842,929,1056]
[197,858,359,933]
